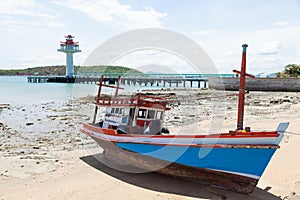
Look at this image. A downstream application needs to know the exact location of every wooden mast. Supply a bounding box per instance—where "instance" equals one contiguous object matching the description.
[233,44,254,130]
[92,75,124,124]
[115,75,121,97]
[93,75,104,124]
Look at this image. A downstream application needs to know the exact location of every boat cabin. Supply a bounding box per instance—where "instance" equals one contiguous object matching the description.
[103,106,165,128]
[96,95,170,135]
[93,76,170,135]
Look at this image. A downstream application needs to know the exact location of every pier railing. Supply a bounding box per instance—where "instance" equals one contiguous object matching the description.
[27,73,235,88]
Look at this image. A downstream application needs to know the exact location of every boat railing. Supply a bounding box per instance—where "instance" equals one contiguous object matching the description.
[95,95,170,111]
[139,95,168,101]
[95,97,138,106]
[95,93,169,105]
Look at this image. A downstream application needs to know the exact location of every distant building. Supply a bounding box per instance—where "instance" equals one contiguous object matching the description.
[255,72,277,78]
[255,73,267,78]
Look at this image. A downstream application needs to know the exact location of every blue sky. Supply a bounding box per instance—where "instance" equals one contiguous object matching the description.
[0,0,300,74]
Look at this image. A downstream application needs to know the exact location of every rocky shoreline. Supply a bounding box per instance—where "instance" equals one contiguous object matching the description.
[0,89,300,199]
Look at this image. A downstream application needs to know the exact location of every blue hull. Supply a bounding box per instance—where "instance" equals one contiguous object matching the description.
[116,143,277,179]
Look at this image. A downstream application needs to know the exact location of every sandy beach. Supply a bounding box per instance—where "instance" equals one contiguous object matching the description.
[0,89,300,200]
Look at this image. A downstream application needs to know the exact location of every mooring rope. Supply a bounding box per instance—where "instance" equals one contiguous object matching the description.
[285,131,300,136]
[179,93,238,101]
[145,93,239,103]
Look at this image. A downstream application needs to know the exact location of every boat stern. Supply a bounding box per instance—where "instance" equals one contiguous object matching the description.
[275,122,289,145]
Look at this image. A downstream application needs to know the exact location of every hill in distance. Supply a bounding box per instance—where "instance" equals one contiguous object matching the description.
[136,64,178,74]
[0,65,142,76]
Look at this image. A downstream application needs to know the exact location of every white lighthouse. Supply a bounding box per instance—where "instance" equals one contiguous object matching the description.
[57,35,81,77]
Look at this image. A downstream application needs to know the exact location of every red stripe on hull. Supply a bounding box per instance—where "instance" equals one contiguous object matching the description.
[83,123,279,139]
[81,128,279,149]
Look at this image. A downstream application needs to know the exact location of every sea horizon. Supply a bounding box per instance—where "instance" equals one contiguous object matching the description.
[0,76,210,106]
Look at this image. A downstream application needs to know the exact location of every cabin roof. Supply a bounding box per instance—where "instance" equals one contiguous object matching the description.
[95,94,170,110]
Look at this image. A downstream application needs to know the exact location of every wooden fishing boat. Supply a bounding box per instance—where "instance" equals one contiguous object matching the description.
[81,44,288,194]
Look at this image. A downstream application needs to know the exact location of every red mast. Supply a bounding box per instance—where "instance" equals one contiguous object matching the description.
[233,44,254,130]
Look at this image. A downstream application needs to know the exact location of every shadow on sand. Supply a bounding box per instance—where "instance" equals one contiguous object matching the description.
[80,153,281,200]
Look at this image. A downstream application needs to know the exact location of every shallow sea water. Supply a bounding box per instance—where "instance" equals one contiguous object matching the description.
[0,76,208,105]
[0,76,100,105]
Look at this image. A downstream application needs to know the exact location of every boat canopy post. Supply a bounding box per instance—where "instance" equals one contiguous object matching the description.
[92,75,125,124]
[233,44,254,130]
[115,75,121,97]
[93,75,104,124]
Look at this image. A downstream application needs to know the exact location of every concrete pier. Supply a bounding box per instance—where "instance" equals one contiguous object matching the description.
[27,75,212,88]
[208,77,300,92]
[27,76,54,83]
[28,75,300,91]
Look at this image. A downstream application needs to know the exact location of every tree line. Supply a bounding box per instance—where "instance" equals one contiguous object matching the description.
[0,65,142,76]
[277,64,300,77]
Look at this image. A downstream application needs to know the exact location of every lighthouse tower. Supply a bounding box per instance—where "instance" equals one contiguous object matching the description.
[57,35,81,77]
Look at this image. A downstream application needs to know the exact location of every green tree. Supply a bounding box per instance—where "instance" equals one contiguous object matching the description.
[284,64,300,77]
[275,72,281,77]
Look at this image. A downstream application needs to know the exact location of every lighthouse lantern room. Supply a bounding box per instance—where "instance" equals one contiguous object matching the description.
[57,35,81,77]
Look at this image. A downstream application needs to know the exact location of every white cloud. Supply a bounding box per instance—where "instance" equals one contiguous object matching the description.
[112,50,195,73]
[1,16,63,32]
[191,30,212,36]
[16,54,58,66]
[275,21,290,27]
[0,0,59,18]
[256,41,281,55]
[291,44,300,64]
[297,45,300,55]
[193,26,300,74]
[0,0,36,15]
[0,0,62,32]
[53,0,167,29]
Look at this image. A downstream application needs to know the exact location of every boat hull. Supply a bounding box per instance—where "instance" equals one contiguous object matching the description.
[81,122,288,194]
[115,142,277,179]
[90,136,258,194]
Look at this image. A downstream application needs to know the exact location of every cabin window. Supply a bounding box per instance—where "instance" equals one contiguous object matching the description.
[129,108,135,118]
[123,109,129,115]
[156,111,163,119]
[110,107,123,114]
[111,107,115,113]
[138,109,147,118]
[147,110,155,119]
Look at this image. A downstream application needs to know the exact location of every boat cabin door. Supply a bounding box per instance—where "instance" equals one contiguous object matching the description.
[135,108,163,134]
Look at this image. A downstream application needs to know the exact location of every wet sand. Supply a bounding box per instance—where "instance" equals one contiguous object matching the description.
[0,89,299,199]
